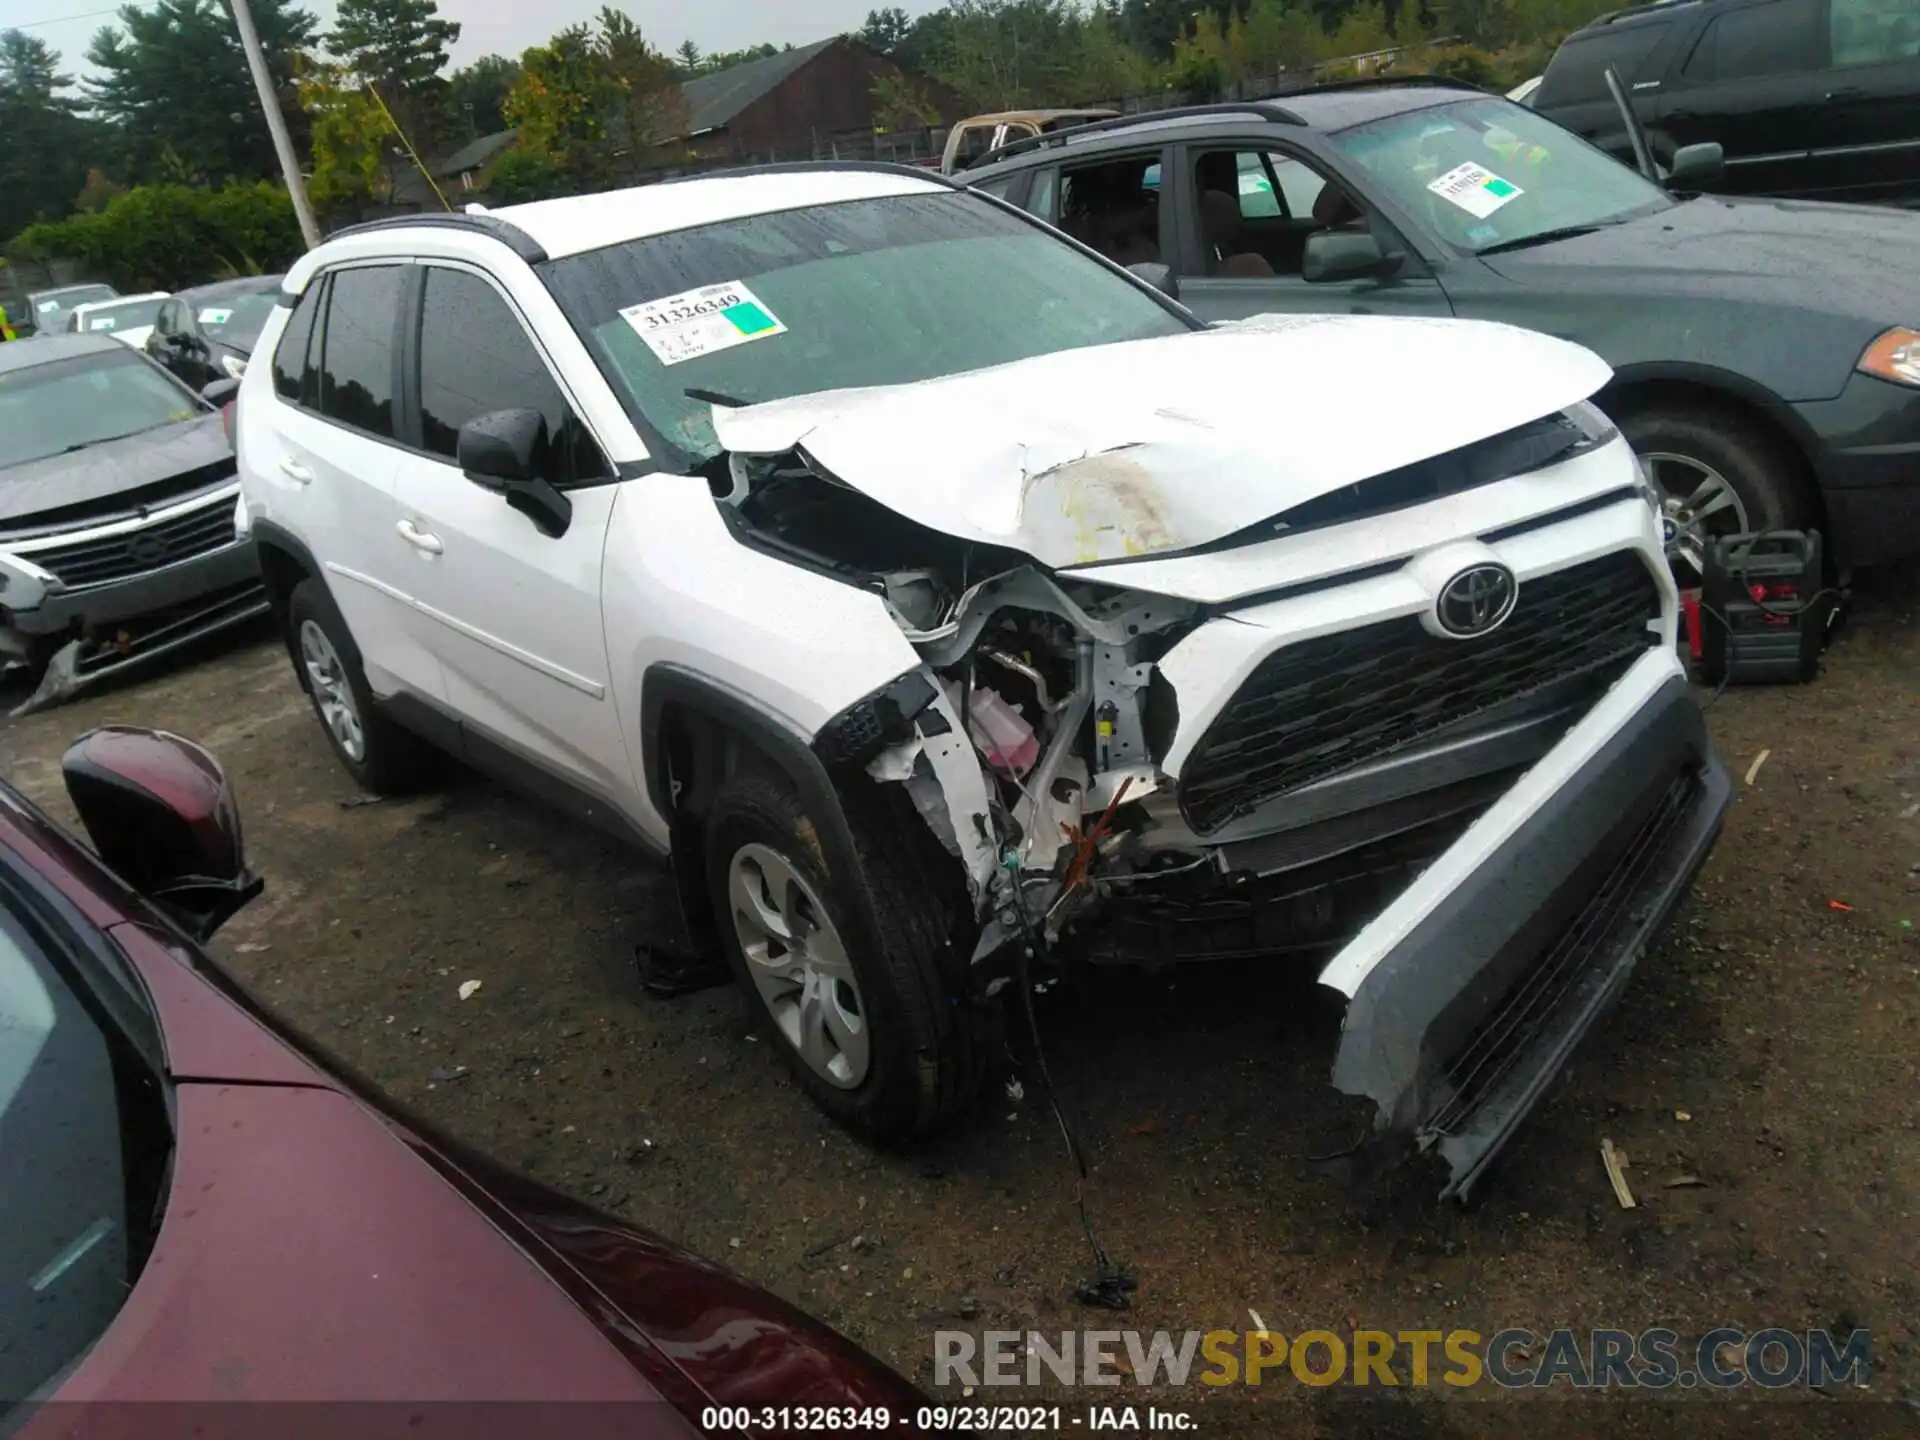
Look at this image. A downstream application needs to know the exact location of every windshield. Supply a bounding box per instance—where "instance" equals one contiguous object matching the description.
[79,298,164,335]
[0,350,201,469]
[538,189,1191,466]
[29,286,116,332]
[0,888,169,1413]
[189,287,280,353]
[1330,96,1670,254]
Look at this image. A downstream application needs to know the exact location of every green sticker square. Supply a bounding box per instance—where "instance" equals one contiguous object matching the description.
[1483,177,1518,198]
[723,301,776,335]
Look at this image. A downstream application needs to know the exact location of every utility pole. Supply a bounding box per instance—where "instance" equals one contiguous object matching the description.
[228,0,321,249]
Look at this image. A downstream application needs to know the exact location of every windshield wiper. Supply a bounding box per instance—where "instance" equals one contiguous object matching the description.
[685,386,751,408]
[61,425,164,454]
[1475,223,1617,257]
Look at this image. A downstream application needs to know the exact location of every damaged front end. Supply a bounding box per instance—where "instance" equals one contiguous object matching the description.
[711,351,1728,1199]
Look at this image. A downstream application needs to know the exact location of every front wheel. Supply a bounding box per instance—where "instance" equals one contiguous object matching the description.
[1619,404,1812,587]
[286,578,431,794]
[704,768,998,1143]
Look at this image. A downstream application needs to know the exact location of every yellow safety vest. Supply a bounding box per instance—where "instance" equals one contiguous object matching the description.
[0,305,14,342]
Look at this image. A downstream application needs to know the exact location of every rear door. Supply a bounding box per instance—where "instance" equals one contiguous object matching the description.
[1820,0,1920,201]
[1169,141,1453,323]
[1656,0,1828,195]
[387,262,632,806]
[245,264,436,702]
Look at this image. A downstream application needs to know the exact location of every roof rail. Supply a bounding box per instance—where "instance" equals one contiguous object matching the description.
[967,100,1307,170]
[324,210,547,263]
[1270,72,1491,97]
[648,158,967,190]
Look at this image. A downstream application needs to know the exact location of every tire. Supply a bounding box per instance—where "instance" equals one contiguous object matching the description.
[704,766,998,1143]
[1619,403,1812,586]
[286,577,430,794]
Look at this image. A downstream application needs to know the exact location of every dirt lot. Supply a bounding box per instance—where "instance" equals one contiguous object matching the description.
[4,571,1918,1438]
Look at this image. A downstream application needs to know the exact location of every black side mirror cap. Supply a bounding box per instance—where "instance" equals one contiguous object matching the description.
[1126,261,1178,299]
[456,408,571,538]
[1664,141,1724,188]
[1302,230,1401,284]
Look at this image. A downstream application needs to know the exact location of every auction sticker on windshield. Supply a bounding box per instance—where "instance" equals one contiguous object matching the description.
[620,282,787,367]
[1428,161,1523,219]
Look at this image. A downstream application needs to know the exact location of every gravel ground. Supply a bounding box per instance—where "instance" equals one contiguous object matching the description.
[3,567,1916,1439]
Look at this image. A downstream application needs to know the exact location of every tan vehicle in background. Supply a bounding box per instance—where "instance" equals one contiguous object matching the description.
[941,108,1119,173]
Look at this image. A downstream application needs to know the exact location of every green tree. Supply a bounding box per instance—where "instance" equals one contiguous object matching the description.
[674,38,702,73]
[298,58,397,214]
[0,30,96,240]
[859,7,914,54]
[85,0,318,185]
[505,8,685,191]
[446,54,519,139]
[328,0,458,150]
[16,180,300,290]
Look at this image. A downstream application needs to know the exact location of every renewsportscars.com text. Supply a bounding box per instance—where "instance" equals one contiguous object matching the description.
[934,1327,1871,1390]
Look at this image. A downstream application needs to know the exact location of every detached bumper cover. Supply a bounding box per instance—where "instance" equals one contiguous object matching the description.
[1328,667,1730,1200]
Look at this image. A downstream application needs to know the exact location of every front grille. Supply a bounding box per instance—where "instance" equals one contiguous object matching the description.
[27,497,237,589]
[1426,768,1699,1137]
[1179,550,1662,834]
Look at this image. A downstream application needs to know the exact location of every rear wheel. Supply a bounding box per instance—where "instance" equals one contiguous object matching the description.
[704,767,998,1142]
[1619,404,1812,587]
[286,578,430,794]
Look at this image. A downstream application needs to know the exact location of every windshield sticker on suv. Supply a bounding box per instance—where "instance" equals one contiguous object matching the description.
[620,282,786,367]
[198,307,233,325]
[1427,161,1523,219]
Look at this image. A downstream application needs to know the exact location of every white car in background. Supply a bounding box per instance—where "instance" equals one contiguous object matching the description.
[65,292,170,350]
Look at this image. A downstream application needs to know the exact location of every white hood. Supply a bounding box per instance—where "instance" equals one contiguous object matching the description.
[711,314,1612,571]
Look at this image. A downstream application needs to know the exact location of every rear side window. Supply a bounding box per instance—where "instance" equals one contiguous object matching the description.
[1831,0,1920,66]
[316,266,401,439]
[271,283,321,405]
[1536,21,1672,105]
[415,267,606,483]
[1682,0,1821,80]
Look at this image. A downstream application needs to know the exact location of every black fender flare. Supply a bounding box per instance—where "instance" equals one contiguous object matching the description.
[1599,360,1829,488]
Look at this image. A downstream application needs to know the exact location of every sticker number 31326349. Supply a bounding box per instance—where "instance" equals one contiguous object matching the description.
[619,281,787,366]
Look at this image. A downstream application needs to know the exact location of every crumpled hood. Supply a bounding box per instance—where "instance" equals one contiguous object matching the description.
[0,413,232,530]
[713,314,1611,568]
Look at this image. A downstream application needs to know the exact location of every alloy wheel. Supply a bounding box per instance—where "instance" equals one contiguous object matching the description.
[727,842,869,1089]
[1639,450,1752,587]
[298,619,366,763]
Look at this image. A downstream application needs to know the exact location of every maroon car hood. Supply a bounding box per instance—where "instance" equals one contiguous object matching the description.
[53,1082,671,1405]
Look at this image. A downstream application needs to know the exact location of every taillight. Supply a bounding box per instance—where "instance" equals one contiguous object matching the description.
[221,400,237,446]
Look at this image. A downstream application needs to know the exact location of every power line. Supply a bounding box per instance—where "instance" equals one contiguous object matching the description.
[10,8,125,28]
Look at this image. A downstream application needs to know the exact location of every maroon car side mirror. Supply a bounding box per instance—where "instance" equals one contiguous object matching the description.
[61,727,264,940]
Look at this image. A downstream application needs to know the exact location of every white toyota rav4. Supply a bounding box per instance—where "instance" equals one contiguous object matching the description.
[237,164,1731,1198]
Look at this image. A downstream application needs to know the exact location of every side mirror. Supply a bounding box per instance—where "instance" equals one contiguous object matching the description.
[456,408,572,539]
[1303,230,1400,283]
[1664,141,1724,188]
[201,377,240,406]
[1126,261,1178,299]
[61,727,263,941]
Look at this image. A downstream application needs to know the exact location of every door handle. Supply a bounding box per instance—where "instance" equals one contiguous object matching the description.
[396,518,443,555]
[1825,87,1864,102]
[278,458,312,485]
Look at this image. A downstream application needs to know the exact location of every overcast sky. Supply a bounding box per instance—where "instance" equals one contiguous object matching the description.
[3,0,904,78]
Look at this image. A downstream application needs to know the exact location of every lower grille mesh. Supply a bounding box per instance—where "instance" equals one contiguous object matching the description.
[1179,550,1662,833]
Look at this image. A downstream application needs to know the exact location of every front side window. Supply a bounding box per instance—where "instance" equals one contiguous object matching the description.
[0,895,168,1411]
[1682,0,1820,81]
[1056,154,1162,266]
[1830,0,1920,66]
[0,351,203,470]
[1332,95,1671,255]
[415,267,606,484]
[538,189,1189,467]
[317,266,402,439]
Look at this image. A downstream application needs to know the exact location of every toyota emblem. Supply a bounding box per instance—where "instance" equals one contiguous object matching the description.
[127,532,172,568]
[1435,564,1518,638]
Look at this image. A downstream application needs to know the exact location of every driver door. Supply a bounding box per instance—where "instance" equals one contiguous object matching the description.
[388,261,634,808]
[1168,142,1454,323]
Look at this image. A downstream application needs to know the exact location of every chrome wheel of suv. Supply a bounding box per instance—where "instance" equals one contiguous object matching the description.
[299,619,366,763]
[727,841,870,1089]
[1640,450,1751,585]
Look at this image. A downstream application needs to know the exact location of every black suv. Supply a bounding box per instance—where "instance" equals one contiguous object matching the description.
[1533,0,1920,205]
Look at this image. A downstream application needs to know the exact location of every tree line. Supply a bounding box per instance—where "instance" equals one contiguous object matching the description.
[2,0,1625,266]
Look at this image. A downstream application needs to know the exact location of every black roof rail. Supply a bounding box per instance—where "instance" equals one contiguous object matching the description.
[1588,0,1699,26]
[1271,72,1491,97]
[967,100,1307,170]
[648,158,967,190]
[324,210,547,263]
